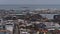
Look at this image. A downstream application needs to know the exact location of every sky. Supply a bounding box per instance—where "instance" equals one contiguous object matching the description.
[0,0,60,4]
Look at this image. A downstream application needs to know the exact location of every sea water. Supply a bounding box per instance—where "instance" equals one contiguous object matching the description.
[0,4,60,10]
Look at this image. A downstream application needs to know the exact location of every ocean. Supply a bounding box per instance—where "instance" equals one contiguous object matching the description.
[0,4,60,10]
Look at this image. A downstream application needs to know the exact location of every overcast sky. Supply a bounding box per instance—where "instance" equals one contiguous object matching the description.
[0,0,60,4]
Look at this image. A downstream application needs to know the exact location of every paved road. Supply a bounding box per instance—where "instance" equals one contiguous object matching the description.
[13,24,20,34]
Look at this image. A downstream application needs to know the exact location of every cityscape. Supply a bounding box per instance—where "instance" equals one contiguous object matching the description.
[0,9,60,34]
